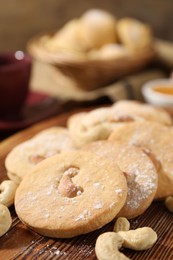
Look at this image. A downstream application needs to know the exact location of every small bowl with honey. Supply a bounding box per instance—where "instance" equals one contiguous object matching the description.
[142,79,173,107]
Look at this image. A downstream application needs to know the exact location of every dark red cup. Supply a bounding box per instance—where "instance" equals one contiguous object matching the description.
[0,51,32,116]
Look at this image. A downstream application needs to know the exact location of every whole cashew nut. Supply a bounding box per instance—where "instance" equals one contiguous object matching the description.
[118,227,157,251]
[0,180,18,207]
[58,175,83,198]
[95,232,130,260]
[7,171,21,185]
[113,217,130,233]
[165,196,173,213]
[0,203,12,237]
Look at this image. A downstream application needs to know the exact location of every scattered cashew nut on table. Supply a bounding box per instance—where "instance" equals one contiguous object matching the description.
[95,232,130,260]
[165,196,173,213]
[0,180,18,207]
[0,203,12,237]
[7,171,21,185]
[118,227,157,251]
[95,217,157,260]
[113,217,130,232]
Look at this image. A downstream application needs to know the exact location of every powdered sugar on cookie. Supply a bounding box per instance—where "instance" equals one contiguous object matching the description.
[15,150,127,238]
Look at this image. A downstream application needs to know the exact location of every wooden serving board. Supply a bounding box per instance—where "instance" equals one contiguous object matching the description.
[0,110,173,260]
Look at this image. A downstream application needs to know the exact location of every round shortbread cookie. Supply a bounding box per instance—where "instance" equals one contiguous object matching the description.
[68,102,172,148]
[67,107,137,148]
[112,100,172,126]
[109,121,173,199]
[83,141,158,219]
[5,127,76,181]
[67,108,114,147]
[15,150,127,238]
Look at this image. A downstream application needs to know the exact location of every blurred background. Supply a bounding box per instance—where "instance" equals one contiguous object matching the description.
[0,1,173,132]
[0,0,173,52]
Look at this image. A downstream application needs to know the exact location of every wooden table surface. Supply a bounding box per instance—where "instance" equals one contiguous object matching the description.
[0,110,173,260]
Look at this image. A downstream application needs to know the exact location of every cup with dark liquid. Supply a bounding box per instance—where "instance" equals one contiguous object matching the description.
[0,51,32,116]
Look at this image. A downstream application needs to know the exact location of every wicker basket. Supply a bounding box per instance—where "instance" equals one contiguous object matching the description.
[27,31,155,91]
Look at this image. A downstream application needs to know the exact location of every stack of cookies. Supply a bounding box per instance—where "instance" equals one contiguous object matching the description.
[4,100,173,238]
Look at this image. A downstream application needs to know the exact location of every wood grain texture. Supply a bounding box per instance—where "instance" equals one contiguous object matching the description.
[0,110,173,260]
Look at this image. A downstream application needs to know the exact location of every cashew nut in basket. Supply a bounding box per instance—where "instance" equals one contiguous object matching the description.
[118,227,157,250]
[113,217,130,233]
[165,196,173,213]
[95,232,130,260]
[0,203,12,237]
[0,180,18,207]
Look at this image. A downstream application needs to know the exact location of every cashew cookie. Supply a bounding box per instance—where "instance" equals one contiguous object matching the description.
[67,108,114,148]
[109,121,173,199]
[15,150,127,238]
[112,100,172,126]
[68,101,172,148]
[5,127,76,181]
[67,106,140,148]
[83,141,158,218]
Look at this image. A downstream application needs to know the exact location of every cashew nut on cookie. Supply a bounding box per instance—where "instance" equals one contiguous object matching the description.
[0,180,18,207]
[0,203,12,237]
[95,232,130,260]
